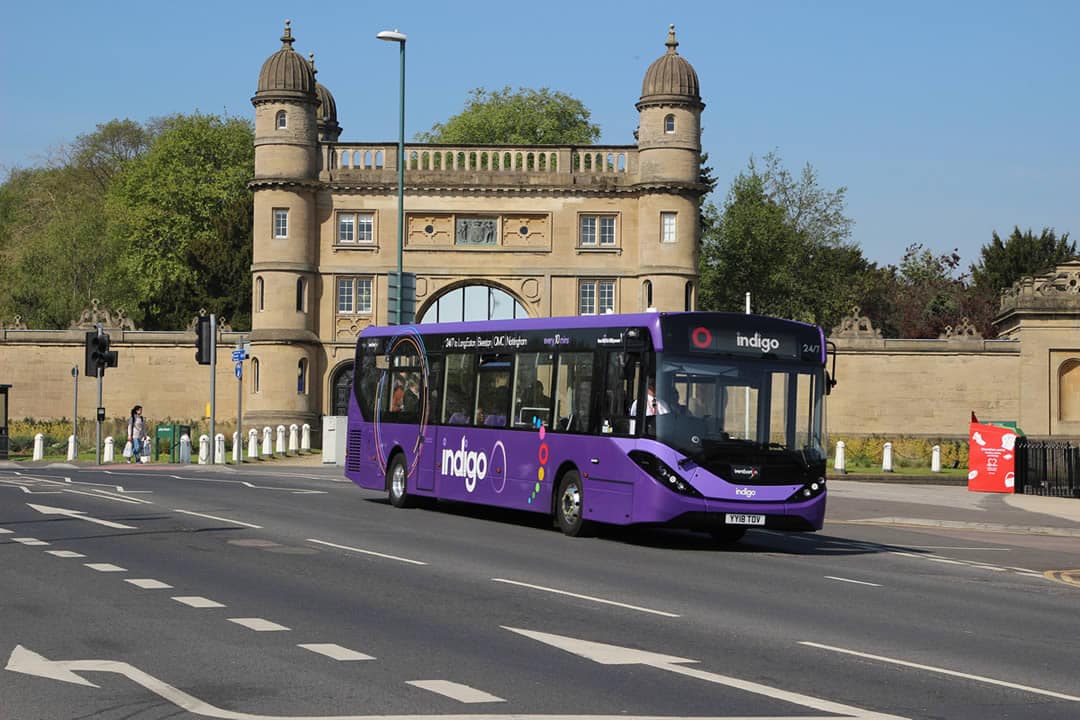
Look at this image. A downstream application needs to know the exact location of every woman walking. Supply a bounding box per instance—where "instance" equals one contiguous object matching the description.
[126,405,145,464]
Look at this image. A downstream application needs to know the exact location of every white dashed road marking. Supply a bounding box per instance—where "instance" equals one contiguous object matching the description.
[46,550,86,558]
[297,643,374,661]
[228,618,290,632]
[407,680,506,704]
[307,538,427,566]
[492,578,680,618]
[173,509,262,529]
[85,563,126,572]
[172,596,226,608]
[126,579,172,589]
[13,538,49,546]
[801,641,1080,703]
[825,576,882,587]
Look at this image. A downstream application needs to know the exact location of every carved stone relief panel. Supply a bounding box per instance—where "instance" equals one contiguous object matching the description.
[502,214,550,249]
[406,214,453,247]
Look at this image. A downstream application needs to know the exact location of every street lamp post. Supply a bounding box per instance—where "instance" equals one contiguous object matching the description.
[377,29,407,325]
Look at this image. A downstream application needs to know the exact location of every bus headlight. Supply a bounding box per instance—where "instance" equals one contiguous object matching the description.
[787,476,826,502]
[629,450,703,498]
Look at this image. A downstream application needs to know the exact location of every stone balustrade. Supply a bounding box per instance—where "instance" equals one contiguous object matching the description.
[322,143,636,186]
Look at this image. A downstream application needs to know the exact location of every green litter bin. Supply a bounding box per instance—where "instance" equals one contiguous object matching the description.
[154,424,191,463]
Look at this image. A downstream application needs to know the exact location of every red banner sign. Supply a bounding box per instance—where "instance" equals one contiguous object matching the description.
[968,421,1018,493]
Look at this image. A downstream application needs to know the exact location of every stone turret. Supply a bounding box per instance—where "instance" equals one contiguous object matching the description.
[247,20,321,429]
[634,25,705,312]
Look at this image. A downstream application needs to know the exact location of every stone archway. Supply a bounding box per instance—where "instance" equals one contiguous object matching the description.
[330,361,354,417]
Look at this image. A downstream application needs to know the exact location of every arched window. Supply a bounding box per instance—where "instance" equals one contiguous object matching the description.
[664,114,676,134]
[255,277,264,312]
[419,284,528,323]
[275,110,287,130]
[251,358,260,394]
[297,358,308,394]
[1060,359,1080,421]
[642,280,653,311]
[684,282,694,311]
[296,277,306,312]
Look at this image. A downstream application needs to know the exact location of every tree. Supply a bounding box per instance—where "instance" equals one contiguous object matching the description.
[106,113,254,330]
[0,120,157,327]
[971,226,1077,294]
[416,87,600,145]
[698,154,870,330]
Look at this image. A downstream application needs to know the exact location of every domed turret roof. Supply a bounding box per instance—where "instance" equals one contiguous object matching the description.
[255,20,316,99]
[638,25,702,107]
[310,53,342,140]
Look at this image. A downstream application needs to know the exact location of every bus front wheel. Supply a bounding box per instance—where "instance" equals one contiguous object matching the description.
[556,470,591,537]
[387,454,414,509]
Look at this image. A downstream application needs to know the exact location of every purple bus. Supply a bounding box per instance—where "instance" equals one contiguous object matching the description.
[345,312,834,542]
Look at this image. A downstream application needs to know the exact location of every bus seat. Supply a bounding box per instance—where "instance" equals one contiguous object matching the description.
[484,414,506,427]
[448,412,469,425]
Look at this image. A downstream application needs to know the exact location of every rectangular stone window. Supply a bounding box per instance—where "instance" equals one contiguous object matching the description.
[337,277,372,315]
[273,208,289,239]
[661,212,677,243]
[579,215,617,247]
[579,279,615,315]
[338,212,374,244]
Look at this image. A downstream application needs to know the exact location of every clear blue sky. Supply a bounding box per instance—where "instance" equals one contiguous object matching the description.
[3,1,1077,267]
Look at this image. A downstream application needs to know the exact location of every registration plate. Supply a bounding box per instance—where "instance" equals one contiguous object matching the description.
[725,513,766,526]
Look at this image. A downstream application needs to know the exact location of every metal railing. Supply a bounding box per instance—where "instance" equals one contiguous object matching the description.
[1014,437,1080,498]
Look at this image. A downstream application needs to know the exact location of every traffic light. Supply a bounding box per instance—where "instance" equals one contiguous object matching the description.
[84,331,111,377]
[195,315,213,365]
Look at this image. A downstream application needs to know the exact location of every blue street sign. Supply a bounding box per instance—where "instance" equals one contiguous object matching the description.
[234,362,243,379]
[231,349,247,363]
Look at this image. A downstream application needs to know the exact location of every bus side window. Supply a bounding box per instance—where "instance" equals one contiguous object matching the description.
[476,354,512,427]
[443,353,476,424]
[602,351,640,435]
[553,352,593,433]
[512,351,553,428]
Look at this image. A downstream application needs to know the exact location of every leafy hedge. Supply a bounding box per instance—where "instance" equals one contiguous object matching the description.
[831,435,967,469]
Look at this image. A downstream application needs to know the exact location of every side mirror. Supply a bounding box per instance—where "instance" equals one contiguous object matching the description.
[826,341,838,395]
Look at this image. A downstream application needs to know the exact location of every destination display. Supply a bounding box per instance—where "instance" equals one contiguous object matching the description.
[661,314,823,363]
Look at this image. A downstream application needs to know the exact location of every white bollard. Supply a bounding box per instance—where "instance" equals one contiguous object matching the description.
[214,433,226,464]
[198,434,210,465]
[103,437,115,463]
[932,445,942,473]
[882,442,894,472]
[179,434,192,464]
[67,435,77,461]
[301,423,311,452]
[288,424,299,454]
[33,433,45,461]
[275,425,286,455]
[247,428,259,460]
[262,426,272,457]
[833,441,846,475]
[232,432,241,463]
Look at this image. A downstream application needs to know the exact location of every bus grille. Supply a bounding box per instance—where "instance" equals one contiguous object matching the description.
[345,429,363,473]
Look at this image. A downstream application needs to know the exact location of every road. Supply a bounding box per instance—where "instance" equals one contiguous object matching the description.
[1,464,1078,720]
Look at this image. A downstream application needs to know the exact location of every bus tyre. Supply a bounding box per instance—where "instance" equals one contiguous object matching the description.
[710,527,747,544]
[556,470,591,537]
[387,454,414,508]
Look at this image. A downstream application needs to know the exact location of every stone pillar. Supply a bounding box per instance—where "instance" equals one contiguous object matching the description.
[833,441,846,475]
[276,425,286,455]
[33,434,44,461]
[198,435,210,465]
[103,437,115,463]
[288,424,299,454]
[248,429,259,460]
[67,435,77,461]
[262,427,272,457]
[214,434,226,464]
[882,442,894,472]
[179,434,192,464]
[301,423,311,452]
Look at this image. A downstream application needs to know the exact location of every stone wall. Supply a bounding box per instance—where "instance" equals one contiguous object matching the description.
[0,328,248,425]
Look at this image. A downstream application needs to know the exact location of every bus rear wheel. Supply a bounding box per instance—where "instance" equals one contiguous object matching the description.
[556,470,591,537]
[710,527,747,544]
[387,454,414,508]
